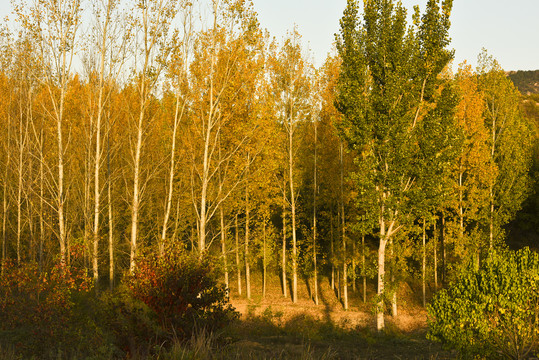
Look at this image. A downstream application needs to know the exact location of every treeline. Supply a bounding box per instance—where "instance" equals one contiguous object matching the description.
[508,70,539,95]
[0,0,536,331]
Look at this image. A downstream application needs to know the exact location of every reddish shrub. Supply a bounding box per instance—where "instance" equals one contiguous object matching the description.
[0,257,92,357]
[127,245,238,337]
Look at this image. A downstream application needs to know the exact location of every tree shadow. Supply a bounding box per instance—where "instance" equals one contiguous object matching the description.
[302,275,312,301]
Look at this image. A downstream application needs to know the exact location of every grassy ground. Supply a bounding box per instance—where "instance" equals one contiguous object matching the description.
[0,269,455,359]
[207,270,456,360]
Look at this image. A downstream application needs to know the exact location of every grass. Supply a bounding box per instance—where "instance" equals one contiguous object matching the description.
[0,270,455,359]
[150,271,455,360]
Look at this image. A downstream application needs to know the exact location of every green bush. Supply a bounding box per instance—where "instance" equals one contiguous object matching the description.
[428,247,539,359]
[97,286,163,357]
[127,245,239,338]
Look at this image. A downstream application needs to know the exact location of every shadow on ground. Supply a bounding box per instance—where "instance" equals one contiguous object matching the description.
[221,306,456,360]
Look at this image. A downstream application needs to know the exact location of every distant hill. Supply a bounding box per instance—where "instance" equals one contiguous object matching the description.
[508,70,539,95]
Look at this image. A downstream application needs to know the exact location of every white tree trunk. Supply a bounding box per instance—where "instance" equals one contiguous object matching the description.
[263,219,267,298]
[289,126,298,303]
[1,114,9,276]
[245,155,251,300]
[422,218,426,307]
[362,235,366,303]
[220,206,228,288]
[282,184,287,298]
[160,93,182,255]
[340,142,348,310]
[313,121,318,305]
[129,96,144,273]
[434,221,438,289]
[235,213,241,296]
[377,235,387,331]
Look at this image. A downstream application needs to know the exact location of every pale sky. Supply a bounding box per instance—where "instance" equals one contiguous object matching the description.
[1,0,538,71]
[253,0,539,71]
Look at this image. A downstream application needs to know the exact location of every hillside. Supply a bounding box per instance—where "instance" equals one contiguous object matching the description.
[508,70,539,95]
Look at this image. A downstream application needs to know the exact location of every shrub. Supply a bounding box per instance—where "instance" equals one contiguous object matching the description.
[98,286,162,357]
[127,245,239,338]
[0,258,94,358]
[428,247,539,359]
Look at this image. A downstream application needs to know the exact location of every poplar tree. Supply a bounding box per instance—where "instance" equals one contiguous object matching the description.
[336,0,453,330]
[477,50,534,248]
[269,28,311,303]
[18,0,83,265]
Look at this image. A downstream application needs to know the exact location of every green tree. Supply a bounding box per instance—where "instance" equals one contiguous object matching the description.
[336,0,453,330]
[414,78,460,306]
[428,247,539,359]
[477,50,534,248]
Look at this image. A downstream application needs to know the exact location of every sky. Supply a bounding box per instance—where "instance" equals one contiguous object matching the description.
[252,0,539,71]
[1,0,538,72]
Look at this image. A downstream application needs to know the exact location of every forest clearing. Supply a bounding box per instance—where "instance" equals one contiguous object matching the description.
[0,0,538,358]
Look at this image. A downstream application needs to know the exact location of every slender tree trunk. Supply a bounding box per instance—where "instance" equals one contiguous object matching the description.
[92,0,115,287]
[190,226,195,252]
[262,219,267,298]
[458,167,464,242]
[160,93,183,255]
[289,128,298,303]
[362,235,366,303]
[434,221,438,289]
[337,267,341,299]
[38,123,44,272]
[282,184,287,298]
[441,213,446,285]
[130,89,144,273]
[57,89,67,265]
[84,128,92,280]
[422,218,426,307]
[340,142,348,310]
[377,205,389,331]
[235,213,241,296]
[172,197,181,242]
[218,138,228,288]
[27,189,34,262]
[245,155,251,300]
[377,234,387,331]
[313,121,318,305]
[489,113,496,249]
[16,135,23,265]
[198,4,220,255]
[352,242,356,293]
[1,185,6,276]
[108,164,114,290]
[107,112,114,290]
[489,185,494,249]
[330,210,335,291]
[220,207,228,288]
[16,88,28,265]
[1,114,9,275]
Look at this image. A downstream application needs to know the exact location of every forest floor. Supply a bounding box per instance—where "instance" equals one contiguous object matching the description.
[219,271,456,359]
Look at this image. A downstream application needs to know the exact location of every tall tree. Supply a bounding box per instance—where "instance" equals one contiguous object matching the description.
[159,1,193,255]
[87,0,129,283]
[450,63,493,265]
[336,0,453,330]
[477,50,534,248]
[128,0,178,272]
[19,0,83,264]
[0,26,13,275]
[269,28,311,303]
[188,0,263,254]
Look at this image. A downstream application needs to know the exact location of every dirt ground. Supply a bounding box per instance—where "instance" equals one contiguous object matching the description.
[229,271,429,332]
[223,271,455,359]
